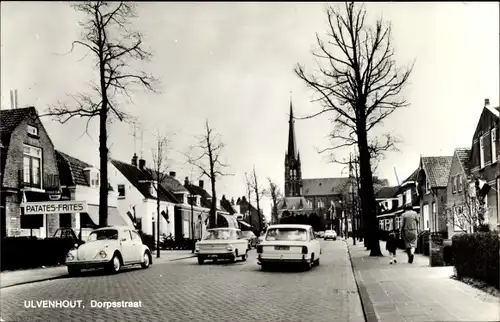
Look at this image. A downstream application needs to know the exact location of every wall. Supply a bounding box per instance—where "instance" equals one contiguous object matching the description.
[446,154,469,237]
[3,114,59,237]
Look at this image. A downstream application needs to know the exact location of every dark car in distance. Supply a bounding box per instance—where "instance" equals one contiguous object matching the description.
[241,231,258,249]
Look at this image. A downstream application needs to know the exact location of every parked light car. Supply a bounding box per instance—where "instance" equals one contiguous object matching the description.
[257,224,321,270]
[195,228,249,264]
[241,230,258,249]
[324,230,337,240]
[65,226,152,276]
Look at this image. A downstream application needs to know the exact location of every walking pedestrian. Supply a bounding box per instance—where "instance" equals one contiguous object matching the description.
[386,229,398,264]
[400,205,419,263]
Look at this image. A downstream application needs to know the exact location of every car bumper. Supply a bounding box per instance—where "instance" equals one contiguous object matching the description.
[66,259,110,269]
[196,250,235,259]
[257,254,312,265]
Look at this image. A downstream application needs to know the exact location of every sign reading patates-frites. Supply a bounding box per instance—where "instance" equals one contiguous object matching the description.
[23,201,88,215]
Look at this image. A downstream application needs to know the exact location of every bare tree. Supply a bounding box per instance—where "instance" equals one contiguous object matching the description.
[186,120,230,228]
[246,166,266,234]
[266,178,282,225]
[244,174,253,223]
[150,132,171,258]
[42,2,158,227]
[446,177,486,233]
[295,2,414,256]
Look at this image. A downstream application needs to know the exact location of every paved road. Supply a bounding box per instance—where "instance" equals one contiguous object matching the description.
[1,240,364,322]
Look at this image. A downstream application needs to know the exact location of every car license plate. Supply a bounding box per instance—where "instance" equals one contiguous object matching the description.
[207,255,218,258]
[275,246,289,250]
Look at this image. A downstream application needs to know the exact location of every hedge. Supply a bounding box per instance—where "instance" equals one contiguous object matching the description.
[452,232,499,289]
[1,237,82,271]
[138,231,156,251]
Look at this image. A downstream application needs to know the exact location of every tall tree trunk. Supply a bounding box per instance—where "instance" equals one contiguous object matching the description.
[98,99,108,227]
[357,121,382,256]
[210,175,217,229]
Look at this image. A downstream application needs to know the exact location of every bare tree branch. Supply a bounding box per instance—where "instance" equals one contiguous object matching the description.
[295,2,413,255]
[40,2,159,227]
[185,120,232,228]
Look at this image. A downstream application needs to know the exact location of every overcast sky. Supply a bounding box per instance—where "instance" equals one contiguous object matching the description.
[1,2,499,219]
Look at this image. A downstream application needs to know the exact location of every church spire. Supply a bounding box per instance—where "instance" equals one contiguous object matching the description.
[287,94,298,160]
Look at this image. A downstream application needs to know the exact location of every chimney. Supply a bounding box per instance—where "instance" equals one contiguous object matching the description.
[184,176,189,186]
[138,158,145,170]
[485,98,490,107]
[14,89,18,108]
[199,180,204,189]
[9,90,13,109]
[169,171,176,178]
[131,153,138,167]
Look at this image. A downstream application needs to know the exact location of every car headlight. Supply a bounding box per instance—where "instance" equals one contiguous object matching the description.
[226,245,233,251]
[66,253,74,261]
[99,250,107,258]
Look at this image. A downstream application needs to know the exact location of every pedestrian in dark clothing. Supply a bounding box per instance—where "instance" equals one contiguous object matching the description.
[400,205,419,264]
[386,230,398,264]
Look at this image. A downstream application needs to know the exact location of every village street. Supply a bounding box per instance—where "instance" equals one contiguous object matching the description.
[0,240,364,322]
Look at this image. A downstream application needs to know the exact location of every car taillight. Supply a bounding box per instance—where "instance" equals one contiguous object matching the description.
[257,245,263,253]
[301,246,308,254]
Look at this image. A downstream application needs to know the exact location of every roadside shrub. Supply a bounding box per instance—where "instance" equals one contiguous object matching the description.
[138,231,156,251]
[452,232,499,289]
[416,231,430,255]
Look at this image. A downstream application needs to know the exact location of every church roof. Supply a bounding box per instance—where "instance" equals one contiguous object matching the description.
[287,100,298,160]
[277,196,313,211]
[302,177,351,196]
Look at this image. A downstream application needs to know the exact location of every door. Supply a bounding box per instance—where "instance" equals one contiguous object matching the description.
[130,230,144,262]
[119,230,135,263]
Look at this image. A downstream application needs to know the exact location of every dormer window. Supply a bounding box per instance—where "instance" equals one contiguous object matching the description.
[84,167,99,187]
[27,125,39,137]
[150,181,158,197]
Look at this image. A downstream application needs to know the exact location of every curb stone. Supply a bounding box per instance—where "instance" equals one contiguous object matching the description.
[345,240,376,322]
[1,254,197,289]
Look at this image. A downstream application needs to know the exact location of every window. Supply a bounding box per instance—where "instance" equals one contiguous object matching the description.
[385,219,392,231]
[379,220,384,231]
[59,213,72,228]
[405,189,412,205]
[150,182,158,197]
[492,128,497,163]
[453,206,462,232]
[117,184,126,197]
[452,176,457,193]
[398,194,403,207]
[432,202,437,231]
[458,175,463,192]
[23,145,42,188]
[122,230,132,241]
[425,178,430,194]
[90,172,99,187]
[27,125,38,136]
[479,135,485,168]
[131,231,142,241]
[423,204,430,230]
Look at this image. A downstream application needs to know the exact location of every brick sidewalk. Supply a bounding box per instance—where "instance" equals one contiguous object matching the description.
[347,240,500,322]
[0,250,195,289]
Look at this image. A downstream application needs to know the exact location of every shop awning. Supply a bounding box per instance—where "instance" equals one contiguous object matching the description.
[86,205,131,227]
[377,212,398,219]
[238,220,252,228]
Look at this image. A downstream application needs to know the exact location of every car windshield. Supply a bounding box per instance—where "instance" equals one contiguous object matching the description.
[203,229,237,240]
[326,230,335,234]
[265,228,308,241]
[88,229,119,241]
[241,231,255,238]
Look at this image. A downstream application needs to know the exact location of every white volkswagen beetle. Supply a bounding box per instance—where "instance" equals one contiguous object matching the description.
[195,227,249,264]
[65,226,152,276]
[257,224,321,270]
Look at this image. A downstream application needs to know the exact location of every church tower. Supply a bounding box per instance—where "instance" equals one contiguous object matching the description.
[284,99,302,197]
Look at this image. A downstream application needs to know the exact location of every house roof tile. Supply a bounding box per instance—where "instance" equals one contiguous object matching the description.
[149,172,188,194]
[184,183,214,209]
[375,186,400,199]
[302,177,351,196]
[56,151,93,186]
[403,168,419,183]
[421,156,453,188]
[0,107,37,135]
[111,159,178,203]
